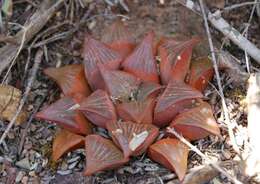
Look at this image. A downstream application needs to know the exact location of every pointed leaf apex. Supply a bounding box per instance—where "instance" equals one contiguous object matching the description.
[99,66,141,102]
[82,35,122,90]
[84,135,128,175]
[154,80,203,127]
[148,138,189,181]
[122,31,159,83]
[169,101,220,140]
[44,65,91,97]
[52,129,85,161]
[107,121,159,157]
[36,97,92,135]
[78,90,117,128]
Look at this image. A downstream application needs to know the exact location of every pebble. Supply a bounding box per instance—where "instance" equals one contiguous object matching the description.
[2,171,7,176]
[46,136,53,141]
[88,20,96,30]
[15,171,25,183]
[42,158,48,168]
[22,176,29,184]
[57,170,72,175]
[222,150,232,160]
[61,161,68,170]
[16,158,31,170]
[7,132,15,139]
[30,124,37,132]
[29,171,36,177]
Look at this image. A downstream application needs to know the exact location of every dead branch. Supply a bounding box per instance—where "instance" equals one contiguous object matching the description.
[176,0,260,64]
[167,127,243,184]
[182,161,235,184]
[208,10,260,63]
[0,49,43,146]
[0,0,65,76]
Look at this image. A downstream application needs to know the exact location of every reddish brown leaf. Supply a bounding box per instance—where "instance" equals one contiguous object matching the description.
[84,134,129,175]
[107,121,159,157]
[169,101,220,140]
[52,129,85,161]
[78,90,117,128]
[122,31,159,83]
[102,20,135,58]
[154,80,203,127]
[35,97,92,135]
[98,64,141,102]
[188,57,214,92]
[116,98,155,124]
[136,81,163,101]
[44,64,91,97]
[148,138,189,181]
[158,36,200,84]
[82,35,123,90]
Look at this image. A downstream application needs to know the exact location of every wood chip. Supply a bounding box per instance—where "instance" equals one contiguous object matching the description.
[0,85,27,125]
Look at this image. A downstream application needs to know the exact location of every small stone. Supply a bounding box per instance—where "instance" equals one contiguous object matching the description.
[42,158,48,168]
[61,161,68,170]
[222,150,232,160]
[46,136,53,141]
[27,105,34,111]
[16,158,31,170]
[7,132,15,139]
[57,170,72,175]
[15,171,25,183]
[22,176,29,184]
[30,124,37,132]
[72,51,80,57]
[29,171,36,177]
[2,170,7,176]
[88,20,96,30]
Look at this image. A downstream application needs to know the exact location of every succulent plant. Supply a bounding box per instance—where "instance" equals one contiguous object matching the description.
[36,20,219,181]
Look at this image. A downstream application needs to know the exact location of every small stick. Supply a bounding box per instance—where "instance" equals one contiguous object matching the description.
[18,93,48,156]
[242,0,258,74]
[223,1,260,11]
[0,0,65,75]
[1,26,27,84]
[0,49,43,146]
[182,160,237,184]
[167,127,243,184]
[199,0,240,154]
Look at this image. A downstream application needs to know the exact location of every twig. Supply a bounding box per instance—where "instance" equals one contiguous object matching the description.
[1,26,27,84]
[0,0,65,75]
[199,0,240,154]
[182,161,237,184]
[176,0,260,64]
[166,127,243,184]
[223,1,260,12]
[242,0,258,74]
[18,93,48,156]
[0,49,43,146]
